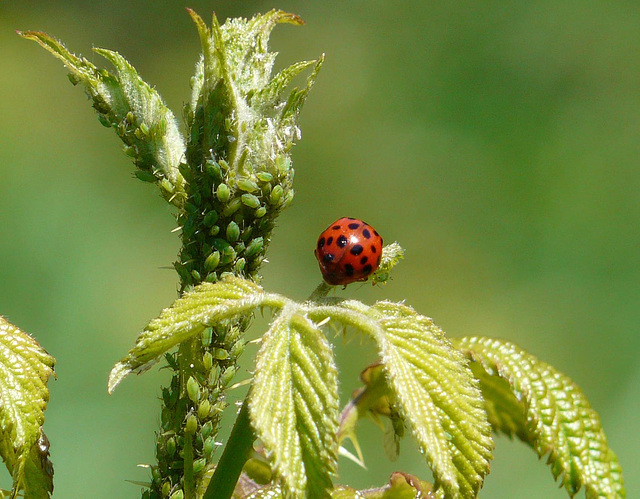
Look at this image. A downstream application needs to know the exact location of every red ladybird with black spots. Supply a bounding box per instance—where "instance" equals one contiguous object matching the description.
[315,217,383,285]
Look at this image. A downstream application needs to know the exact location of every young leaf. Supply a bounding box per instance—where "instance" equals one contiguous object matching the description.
[337,362,402,466]
[108,276,282,393]
[0,318,55,498]
[18,31,186,205]
[249,304,339,499]
[309,301,493,498]
[455,336,626,498]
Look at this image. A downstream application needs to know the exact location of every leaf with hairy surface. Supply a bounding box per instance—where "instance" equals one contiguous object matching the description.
[249,304,339,499]
[108,276,283,392]
[309,301,493,498]
[0,318,55,498]
[18,30,186,206]
[455,336,625,498]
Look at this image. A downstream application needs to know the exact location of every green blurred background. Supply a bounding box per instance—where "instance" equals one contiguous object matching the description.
[1,1,638,497]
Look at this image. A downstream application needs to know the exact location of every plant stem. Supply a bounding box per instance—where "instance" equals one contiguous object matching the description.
[203,395,254,499]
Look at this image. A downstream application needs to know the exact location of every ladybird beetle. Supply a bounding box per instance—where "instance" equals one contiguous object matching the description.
[315,217,383,285]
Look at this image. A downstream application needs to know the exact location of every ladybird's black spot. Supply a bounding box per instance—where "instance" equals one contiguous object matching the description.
[347,217,356,220]
[374,230,379,236]
[363,264,373,274]
[360,256,368,265]
[348,222,360,230]
[362,228,371,239]
[326,236,334,246]
[337,235,348,248]
[323,253,335,263]
[377,255,381,265]
[344,263,354,276]
[350,244,363,256]
[318,237,325,248]
[370,245,377,253]
[332,225,341,230]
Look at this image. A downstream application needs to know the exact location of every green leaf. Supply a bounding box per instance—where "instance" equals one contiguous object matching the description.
[22,432,54,499]
[18,30,186,206]
[249,304,339,499]
[468,362,527,441]
[108,276,282,393]
[455,336,625,498]
[0,317,55,498]
[309,301,493,498]
[337,363,402,466]
[185,10,321,203]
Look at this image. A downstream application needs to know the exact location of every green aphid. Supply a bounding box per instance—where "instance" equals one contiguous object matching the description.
[256,171,273,183]
[201,328,213,347]
[269,185,283,205]
[197,400,211,420]
[213,348,229,360]
[166,437,177,457]
[276,155,291,174]
[223,198,242,217]
[201,421,213,440]
[203,351,213,370]
[203,210,219,227]
[226,221,240,242]
[203,436,216,458]
[187,376,201,403]
[169,489,184,499]
[216,183,231,203]
[241,193,261,209]
[135,170,157,183]
[244,237,264,258]
[234,257,246,273]
[185,414,198,434]
[192,458,207,475]
[205,160,223,183]
[236,178,259,192]
[204,251,220,271]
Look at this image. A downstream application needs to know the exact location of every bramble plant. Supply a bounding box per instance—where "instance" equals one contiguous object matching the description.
[1,8,624,499]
